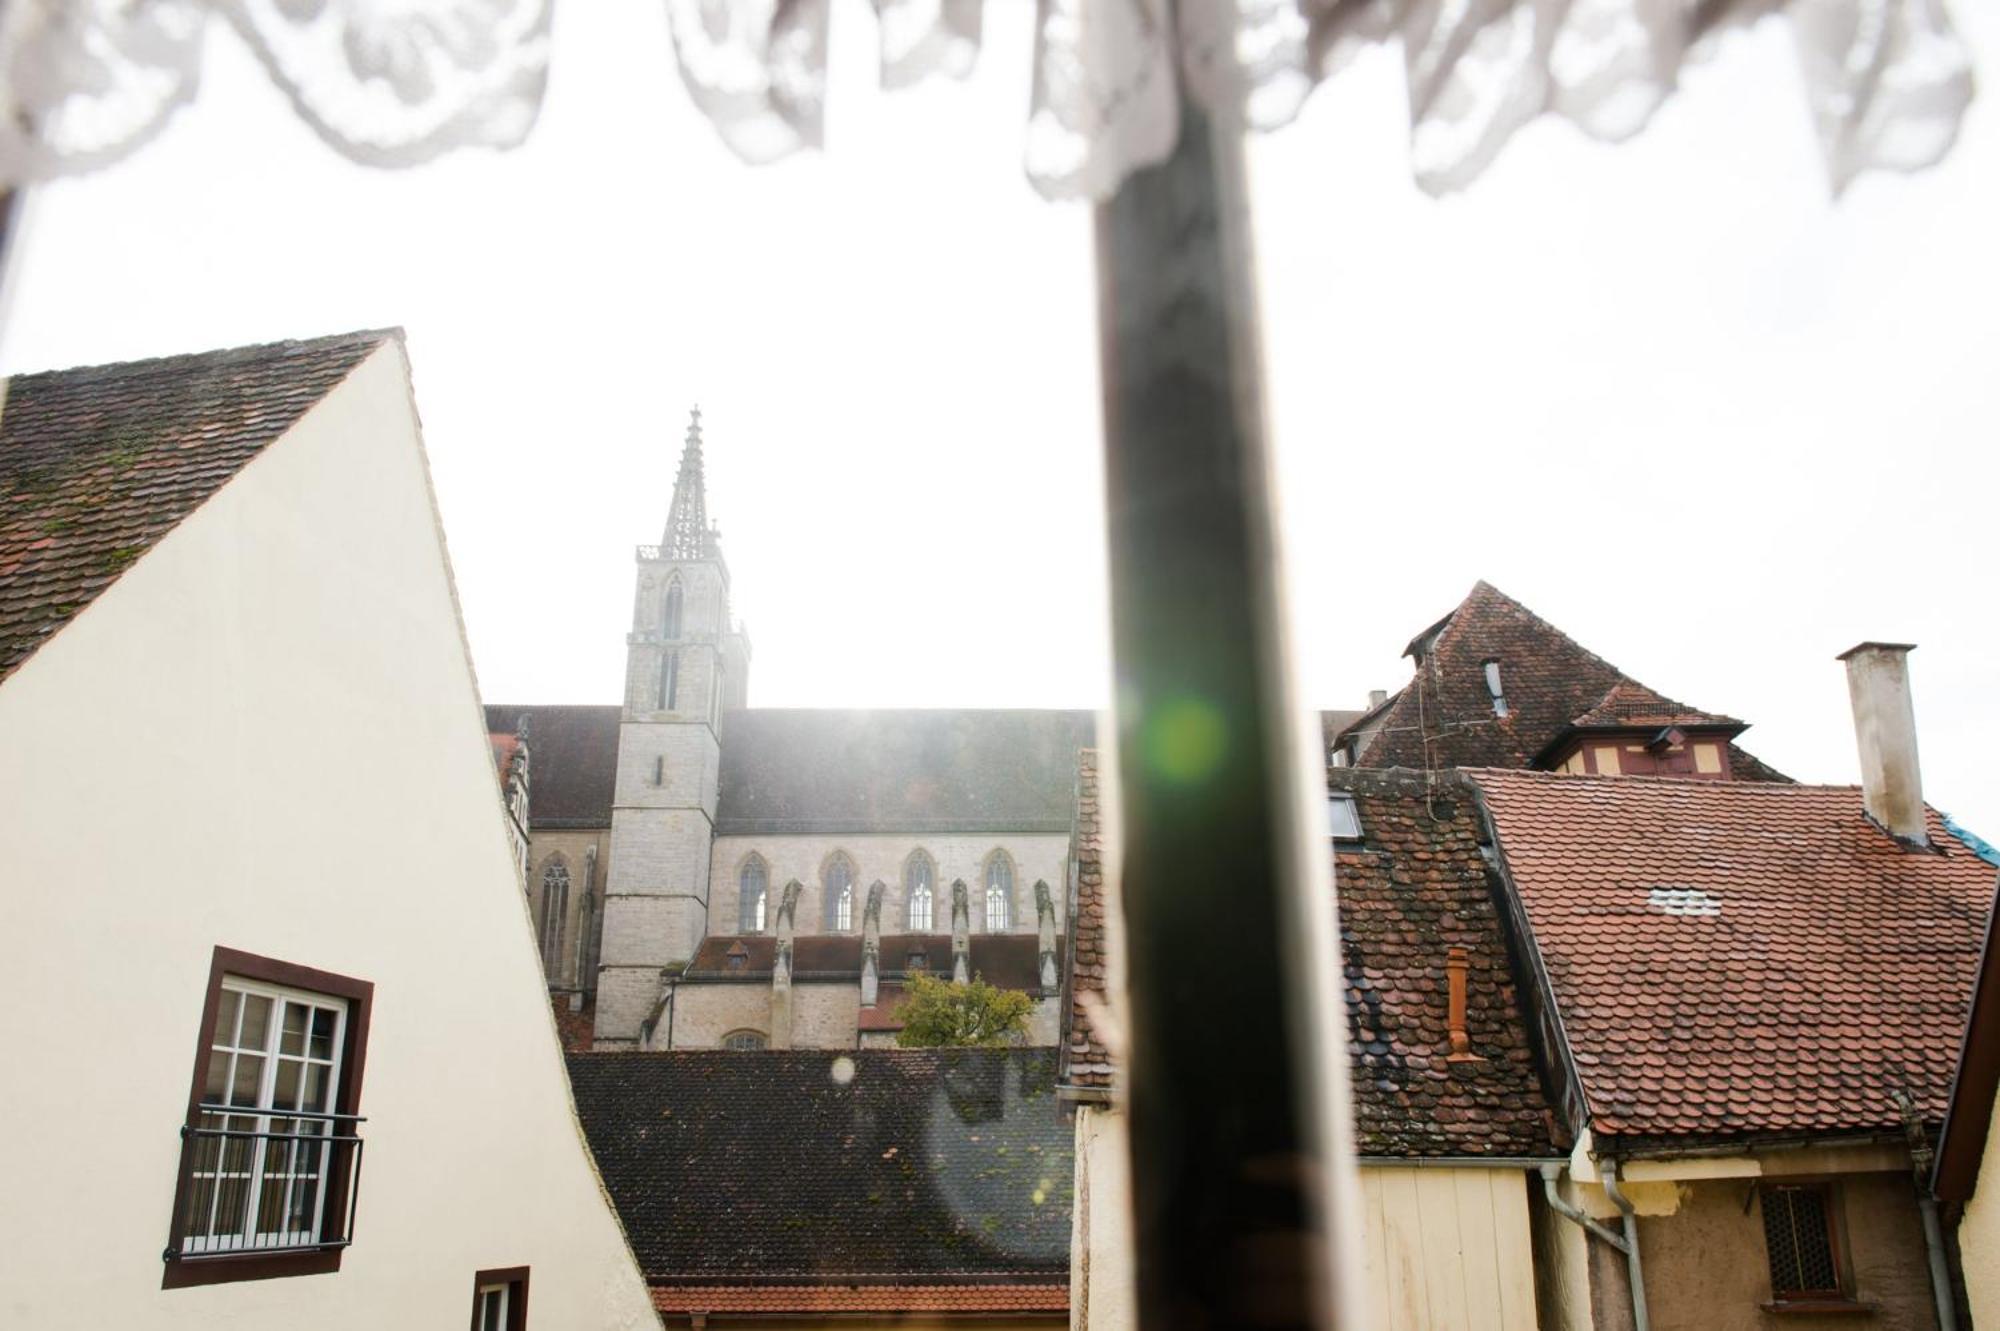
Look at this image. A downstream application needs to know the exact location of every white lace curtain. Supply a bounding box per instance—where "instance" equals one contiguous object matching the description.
[0,0,1974,197]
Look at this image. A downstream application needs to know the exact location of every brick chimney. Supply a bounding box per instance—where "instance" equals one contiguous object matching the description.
[1837,642,1928,847]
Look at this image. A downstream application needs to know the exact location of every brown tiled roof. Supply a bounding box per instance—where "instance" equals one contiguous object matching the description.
[684,933,1060,996]
[1473,770,1999,1146]
[649,1283,1069,1315]
[566,1049,1073,1282]
[482,704,620,828]
[715,709,1096,834]
[1341,581,1785,780]
[1059,750,1114,1091]
[1566,679,1743,732]
[0,331,391,682]
[857,983,909,1031]
[1333,768,1559,1158]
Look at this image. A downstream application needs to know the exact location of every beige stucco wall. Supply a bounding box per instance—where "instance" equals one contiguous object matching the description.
[1607,1173,1937,1331]
[0,343,656,1329]
[1963,1122,2000,1330]
[711,833,1070,936]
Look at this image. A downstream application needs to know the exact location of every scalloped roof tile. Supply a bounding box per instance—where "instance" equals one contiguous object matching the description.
[1474,770,1999,1146]
[1340,581,1782,780]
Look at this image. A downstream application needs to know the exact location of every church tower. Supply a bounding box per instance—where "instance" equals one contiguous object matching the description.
[594,409,752,1048]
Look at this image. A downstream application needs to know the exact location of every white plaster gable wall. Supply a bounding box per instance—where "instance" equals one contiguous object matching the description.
[0,342,656,1329]
[710,833,1070,935]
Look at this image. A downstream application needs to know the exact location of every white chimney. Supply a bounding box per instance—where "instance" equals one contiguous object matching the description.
[1368,689,1388,709]
[1837,642,1928,847]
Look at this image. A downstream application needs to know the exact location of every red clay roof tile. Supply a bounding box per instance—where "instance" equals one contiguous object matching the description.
[1473,770,1998,1145]
[1343,582,1783,781]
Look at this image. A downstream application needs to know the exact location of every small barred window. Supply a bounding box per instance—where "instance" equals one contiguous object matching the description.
[721,1030,766,1051]
[1761,1184,1841,1300]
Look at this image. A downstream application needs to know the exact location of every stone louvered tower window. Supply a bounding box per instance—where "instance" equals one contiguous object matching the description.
[594,408,752,1049]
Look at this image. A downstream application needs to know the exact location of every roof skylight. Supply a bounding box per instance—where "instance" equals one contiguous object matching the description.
[1647,886,1721,918]
[1327,794,1363,841]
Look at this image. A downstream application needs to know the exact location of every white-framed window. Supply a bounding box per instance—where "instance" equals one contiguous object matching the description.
[906,851,935,931]
[721,1030,768,1051]
[984,852,1014,931]
[475,1282,511,1331]
[183,978,349,1255]
[471,1267,528,1331]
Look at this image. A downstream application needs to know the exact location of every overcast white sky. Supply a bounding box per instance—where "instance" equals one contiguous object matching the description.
[4,4,1996,835]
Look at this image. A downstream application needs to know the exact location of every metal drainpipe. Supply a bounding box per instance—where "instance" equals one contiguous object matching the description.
[1600,1160,1650,1331]
[1537,1164,1629,1253]
[1898,1089,1961,1331]
[1915,1194,1959,1331]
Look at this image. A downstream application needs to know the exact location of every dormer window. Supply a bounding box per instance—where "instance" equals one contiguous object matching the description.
[1483,660,1508,717]
[1327,794,1362,841]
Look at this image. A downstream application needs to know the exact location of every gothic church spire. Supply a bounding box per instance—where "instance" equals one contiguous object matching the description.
[663,406,714,559]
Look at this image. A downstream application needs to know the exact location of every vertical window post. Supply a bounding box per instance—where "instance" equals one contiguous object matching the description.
[1094,76,1357,1327]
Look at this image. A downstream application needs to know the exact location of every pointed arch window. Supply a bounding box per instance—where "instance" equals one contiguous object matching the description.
[739,855,769,933]
[825,855,855,932]
[538,860,571,979]
[659,651,680,710]
[663,579,684,640]
[984,853,1014,932]
[905,851,935,932]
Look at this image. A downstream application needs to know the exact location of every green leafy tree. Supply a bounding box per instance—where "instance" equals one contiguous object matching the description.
[894,972,1034,1048]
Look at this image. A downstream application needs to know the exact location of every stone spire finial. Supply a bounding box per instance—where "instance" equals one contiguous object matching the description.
[1035,880,1058,990]
[771,878,803,1049]
[662,405,713,559]
[950,880,971,984]
[860,882,885,1008]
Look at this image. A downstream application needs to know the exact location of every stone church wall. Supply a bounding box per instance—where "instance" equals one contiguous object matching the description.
[527,827,610,990]
[709,833,1071,936]
[667,984,772,1048]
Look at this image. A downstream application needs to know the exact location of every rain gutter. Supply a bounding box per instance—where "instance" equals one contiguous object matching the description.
[1537,1164,1627,1253]
[1600,1160,1651,1331]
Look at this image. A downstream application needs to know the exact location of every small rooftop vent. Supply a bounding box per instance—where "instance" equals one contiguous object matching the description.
[1647,886,1721,918]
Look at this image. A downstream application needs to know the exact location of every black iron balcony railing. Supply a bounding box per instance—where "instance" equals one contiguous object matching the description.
[162,1105,366,1262]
